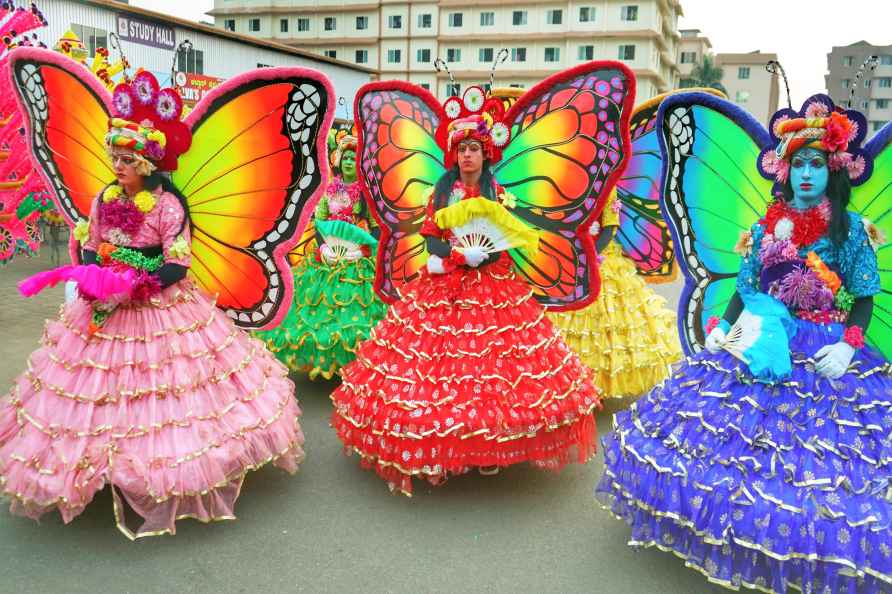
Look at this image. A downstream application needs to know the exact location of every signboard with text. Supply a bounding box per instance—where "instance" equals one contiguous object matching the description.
[175,72,224,107]
[116,13,176,50]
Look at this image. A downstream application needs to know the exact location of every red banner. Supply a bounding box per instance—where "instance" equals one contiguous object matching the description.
[175,72,224,107]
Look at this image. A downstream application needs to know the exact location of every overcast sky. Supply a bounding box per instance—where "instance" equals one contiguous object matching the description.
[133,0,890,109]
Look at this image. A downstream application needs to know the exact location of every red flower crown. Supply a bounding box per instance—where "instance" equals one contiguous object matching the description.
[436,86,511,169]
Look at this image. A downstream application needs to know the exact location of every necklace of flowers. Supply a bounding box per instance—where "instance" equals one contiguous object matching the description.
[102,184,156,213]
[760,198,830,248]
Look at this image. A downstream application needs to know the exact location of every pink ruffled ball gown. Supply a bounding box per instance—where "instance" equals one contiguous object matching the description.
[0,188,305,538]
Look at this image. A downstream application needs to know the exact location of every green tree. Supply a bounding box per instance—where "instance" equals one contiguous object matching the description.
[682,55,727,94]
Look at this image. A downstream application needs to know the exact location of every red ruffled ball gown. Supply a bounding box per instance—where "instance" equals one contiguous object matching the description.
[330,181,601,495]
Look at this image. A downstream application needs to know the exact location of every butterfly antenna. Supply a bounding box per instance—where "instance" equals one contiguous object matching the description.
[434,58,455,87]
[488,48,509,90]
[765,60,791,110]
[170,39,193,89]
[848,55,879,109]
[108,32,131,82]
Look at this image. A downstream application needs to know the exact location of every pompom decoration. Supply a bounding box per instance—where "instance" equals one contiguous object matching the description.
[843,325,865,349]
[155,88,182,122]
[490,122,509,147]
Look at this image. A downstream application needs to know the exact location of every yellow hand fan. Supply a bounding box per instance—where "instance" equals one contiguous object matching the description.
[433,197,538,254]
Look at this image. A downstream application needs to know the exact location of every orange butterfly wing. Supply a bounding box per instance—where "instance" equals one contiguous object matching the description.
[174,73,334,329]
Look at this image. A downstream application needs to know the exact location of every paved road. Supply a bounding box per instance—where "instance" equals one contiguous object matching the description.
[0,251,731,594]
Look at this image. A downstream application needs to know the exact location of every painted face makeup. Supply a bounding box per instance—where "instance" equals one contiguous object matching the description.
[790,147,829,207]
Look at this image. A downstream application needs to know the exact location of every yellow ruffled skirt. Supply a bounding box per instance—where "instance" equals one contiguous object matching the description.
[548,242,681,398]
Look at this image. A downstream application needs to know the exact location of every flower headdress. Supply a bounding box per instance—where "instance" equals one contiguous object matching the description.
[332,132,357,169]
[436,85,511,169]
[107,70,191,172]
[759,94,869,184]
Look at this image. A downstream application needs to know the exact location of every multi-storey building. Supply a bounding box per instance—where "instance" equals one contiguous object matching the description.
[715,51,779,125]
[826,41,892,135]
[209,1,683,100]
[677,28,710,86]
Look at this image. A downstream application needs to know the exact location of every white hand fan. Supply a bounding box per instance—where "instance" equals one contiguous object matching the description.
[434,197,539,254]
[323,236,363,262]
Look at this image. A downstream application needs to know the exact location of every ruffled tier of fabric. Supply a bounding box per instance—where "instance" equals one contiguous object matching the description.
[256,256,386,380]
[597,319,892,593]
[331,255,601,495]
[549,242,681,398]
[0,280,304,538]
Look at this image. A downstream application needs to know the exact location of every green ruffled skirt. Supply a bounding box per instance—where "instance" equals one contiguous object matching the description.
[256,255,387,380]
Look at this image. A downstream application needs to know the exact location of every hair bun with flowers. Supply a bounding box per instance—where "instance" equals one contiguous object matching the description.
[436,85,511,169]
[758,94,870,185]
[107,70,192,172]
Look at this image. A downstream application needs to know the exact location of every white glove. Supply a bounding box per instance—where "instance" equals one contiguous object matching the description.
[427,254,446,274]
[589,222,601,237]
[64,280,79,303]
[460,246,487,268]
[319,243,338,264]
[814,342,855,379]
[704,326,727,354]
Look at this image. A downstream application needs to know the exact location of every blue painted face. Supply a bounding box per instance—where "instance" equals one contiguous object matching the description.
[789,147,829,206]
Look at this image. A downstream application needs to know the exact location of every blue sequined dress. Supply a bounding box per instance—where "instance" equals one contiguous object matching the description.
[597,211,892,593]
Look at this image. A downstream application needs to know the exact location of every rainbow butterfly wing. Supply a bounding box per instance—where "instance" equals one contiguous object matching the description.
[355,83,445,302]
[851,123,892,360]
[494,61,635,309]
[10,49,115,226]
[287,218,317,266]
[616,89,726,283]
[615,96,675,281]
[174,71,333,330]
[658,92,773,354]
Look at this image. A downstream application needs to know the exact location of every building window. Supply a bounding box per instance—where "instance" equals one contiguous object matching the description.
[418,13,432,28]
[479,48,494,63]
[387,49,401,63]
[877,99,889,108]
[324,50,337,59]
[480,12,495,26]
[735,90,750,103]
[865,79,872,88]
[680,51,696,64]
[224,19,235,32]
[448,13,463,27]
[579,6,596,22]
[324,17,336,31]
[618,44,636,60]
[417,48,431,63]
[874,121,885,131]
[738,66,751,79]
[578,45,594,61]
[511,47,526,62]
[297,18,310,32]
[446,48,461,62]
[878,78,891,88]
[356,16,368,30]
[510,83,525,89]
[177,48,204,75]
[861,100,869,109]
[842,56,854,67]
[279,18,288,33]
[388,15,402,29]
[447,83,461,97]
[420,83,430,90]
[257,63,271,68]
[882,55,892,65]
[621,5,638,21]
[248,18,260,32]
[355,50,368,64]
[512,11,527,26]
[544,47,560,62]
[546,9,563,25]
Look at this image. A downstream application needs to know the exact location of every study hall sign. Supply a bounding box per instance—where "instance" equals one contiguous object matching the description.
[116,14,176,50]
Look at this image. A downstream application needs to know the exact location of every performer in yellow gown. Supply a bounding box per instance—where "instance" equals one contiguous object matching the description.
[548,190,681,398]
